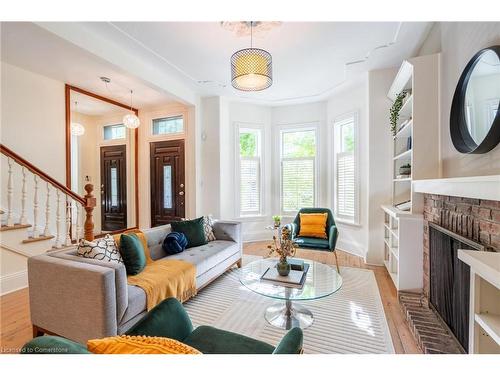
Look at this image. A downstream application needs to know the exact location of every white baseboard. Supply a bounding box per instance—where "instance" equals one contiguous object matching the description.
[242,230,273,243]
[335,239,366,258]
[0,270,28,296]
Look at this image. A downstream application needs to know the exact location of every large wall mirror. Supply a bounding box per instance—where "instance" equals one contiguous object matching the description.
[451,45,500,154]
[65,85,138,235]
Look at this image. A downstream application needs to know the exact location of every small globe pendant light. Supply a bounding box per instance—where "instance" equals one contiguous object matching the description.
[71,101,85,136]
[231,21,273,91]
[123,89,140,129]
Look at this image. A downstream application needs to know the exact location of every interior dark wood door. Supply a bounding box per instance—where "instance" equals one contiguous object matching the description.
[150,140,185,227]
[100,145,127,231]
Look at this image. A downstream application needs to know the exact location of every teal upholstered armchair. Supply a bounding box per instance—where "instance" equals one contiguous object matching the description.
[21,298,303,354]
[286,208,340,272]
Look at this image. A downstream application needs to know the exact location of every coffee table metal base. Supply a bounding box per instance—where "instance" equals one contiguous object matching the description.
[264,300,313,329]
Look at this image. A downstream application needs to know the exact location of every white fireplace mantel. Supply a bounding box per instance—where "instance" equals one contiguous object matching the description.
[412,175,500,201]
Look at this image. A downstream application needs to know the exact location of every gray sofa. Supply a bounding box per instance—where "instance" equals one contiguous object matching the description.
[27,220,242,344]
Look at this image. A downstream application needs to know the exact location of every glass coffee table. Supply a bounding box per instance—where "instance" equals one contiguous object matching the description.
[239,258,343,329]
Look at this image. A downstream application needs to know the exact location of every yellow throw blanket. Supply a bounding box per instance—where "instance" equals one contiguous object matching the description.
[114,230,197,311]
[127,259,197,311]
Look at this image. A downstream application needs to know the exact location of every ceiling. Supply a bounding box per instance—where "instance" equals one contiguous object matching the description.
[1,22,434,106]
[70,91,130,116]
[102,21,433,103]
[1,22,174,109]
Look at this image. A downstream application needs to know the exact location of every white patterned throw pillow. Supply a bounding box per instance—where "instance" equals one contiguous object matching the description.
[203,215,216,242]
[77,234,123,264]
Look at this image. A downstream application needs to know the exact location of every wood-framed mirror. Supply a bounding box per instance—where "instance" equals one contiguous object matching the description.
[65,84,139,235]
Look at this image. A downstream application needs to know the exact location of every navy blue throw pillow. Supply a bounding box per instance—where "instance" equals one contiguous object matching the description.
[162,232,188,255]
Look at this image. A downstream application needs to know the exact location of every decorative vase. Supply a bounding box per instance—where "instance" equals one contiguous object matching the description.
[277,259,291,276]
[274,220,280,228]
[399,166,411,176]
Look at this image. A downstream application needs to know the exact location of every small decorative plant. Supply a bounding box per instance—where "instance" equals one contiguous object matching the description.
[390,91,407,136]
[267,227,297,276]
[399,163,411,175]
[272,215,282,228]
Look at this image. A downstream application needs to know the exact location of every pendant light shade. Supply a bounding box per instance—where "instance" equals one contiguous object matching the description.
[231,48,272,91]
[71,122,85,136]
[123,113,140,129]
[123,89,140,129]
[71,101,85,136]
[230,22,273,91]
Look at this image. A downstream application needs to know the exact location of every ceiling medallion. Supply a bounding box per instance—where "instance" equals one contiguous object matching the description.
[221,21,281,37]
[230,21,273,92]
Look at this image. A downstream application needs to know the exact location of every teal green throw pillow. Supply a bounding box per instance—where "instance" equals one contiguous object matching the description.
[170,217,207,248]
[119,233,146,275]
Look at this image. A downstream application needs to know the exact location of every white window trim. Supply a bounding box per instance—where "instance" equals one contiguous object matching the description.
[151,114,185,138]
[145,107,188,142]
[332,111,360,226]
[234,122,265,218]
[277,123,319,216]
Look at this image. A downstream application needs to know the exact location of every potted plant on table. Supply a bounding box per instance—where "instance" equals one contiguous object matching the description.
[267,227,297,276]
[272,215,282,228]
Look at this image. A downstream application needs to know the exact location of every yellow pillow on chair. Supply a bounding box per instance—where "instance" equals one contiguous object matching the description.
[87,335,202,354]
[298,213,328,239]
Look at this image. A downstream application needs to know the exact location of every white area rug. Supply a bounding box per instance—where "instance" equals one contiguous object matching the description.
[184,256,394,354]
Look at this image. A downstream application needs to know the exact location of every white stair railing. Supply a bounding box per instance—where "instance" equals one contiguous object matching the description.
[1,143,96,250]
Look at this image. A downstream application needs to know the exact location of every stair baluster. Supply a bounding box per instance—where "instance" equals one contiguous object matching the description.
[6,158,14,226]
[32,175,40,238]
[75,203,81,244]
[54,189,62,248]
[64,197,71,246]
[43,183,51,237]
[20,167,28,225]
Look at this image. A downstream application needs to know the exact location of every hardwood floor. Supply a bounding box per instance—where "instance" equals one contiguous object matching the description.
[0,242,421,354]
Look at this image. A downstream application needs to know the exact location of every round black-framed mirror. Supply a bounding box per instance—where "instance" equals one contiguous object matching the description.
[450,45,500,154]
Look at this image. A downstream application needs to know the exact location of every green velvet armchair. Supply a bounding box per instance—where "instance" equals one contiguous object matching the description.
[21,298,303,354]
[286,208,340,273]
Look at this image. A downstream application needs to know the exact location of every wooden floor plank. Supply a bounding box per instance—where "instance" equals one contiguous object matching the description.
[0,242,421,354]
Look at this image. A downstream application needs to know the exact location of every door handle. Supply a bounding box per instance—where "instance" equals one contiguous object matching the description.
[179,191,184,196]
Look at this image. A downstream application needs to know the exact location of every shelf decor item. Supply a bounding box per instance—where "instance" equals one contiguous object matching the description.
[272,215,282,228]
[390,91,407,136]
[267,227,297,276]
[399,163,411,176]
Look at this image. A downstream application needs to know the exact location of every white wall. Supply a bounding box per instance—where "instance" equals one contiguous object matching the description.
[418,22,500,177]
[366,67,398,265]
[1,62,66,294]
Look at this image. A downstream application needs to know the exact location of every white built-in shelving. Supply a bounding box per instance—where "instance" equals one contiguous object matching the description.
[381,205,423,291]
[458,250,500,354]
[381,54,440,291]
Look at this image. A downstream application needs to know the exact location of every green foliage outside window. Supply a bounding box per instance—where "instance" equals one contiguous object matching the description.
[283,130,316,158]
[240,132,257,157]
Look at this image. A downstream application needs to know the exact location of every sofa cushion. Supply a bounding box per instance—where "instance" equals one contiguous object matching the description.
[184,326,275,354]
[298,213,328,239]
[87,335,201,354]
[171,217,207,248]
[164,240,239,277]
[119,233,147,275]
[294,236,330,249]
[162,232,188,255]
[77,235,123,264]
[120,285,148,324]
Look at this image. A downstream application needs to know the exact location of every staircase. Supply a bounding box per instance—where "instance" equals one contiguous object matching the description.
[0,144,96,294]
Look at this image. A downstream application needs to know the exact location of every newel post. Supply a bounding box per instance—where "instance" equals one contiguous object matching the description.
[83,184,96,241]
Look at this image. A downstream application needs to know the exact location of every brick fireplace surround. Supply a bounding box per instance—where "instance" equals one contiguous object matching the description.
[399,193,500,354]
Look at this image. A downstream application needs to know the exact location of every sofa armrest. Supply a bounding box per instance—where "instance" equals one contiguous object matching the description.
[28,255,119,344]
[50,251,128,323]
[126,298,193,342]
[272,327,303,354]
[213,221,242,246]
[285,223,298,239]
[328,225,338,251]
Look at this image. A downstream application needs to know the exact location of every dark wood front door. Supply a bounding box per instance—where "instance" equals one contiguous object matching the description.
[100,145,127,231]
[150,140,185,227]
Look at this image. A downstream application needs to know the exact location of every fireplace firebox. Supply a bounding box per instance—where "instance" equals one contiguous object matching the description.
[428,222,485,352]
